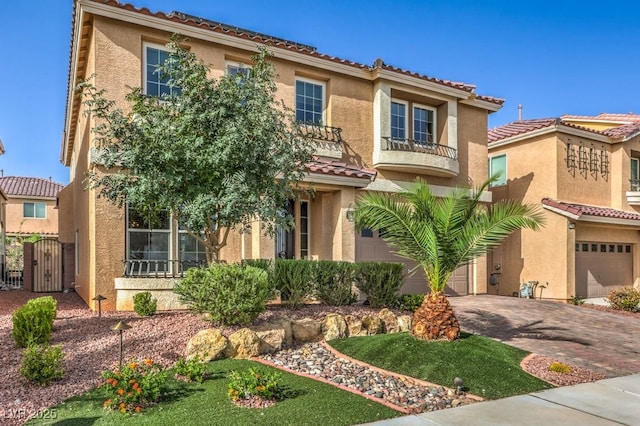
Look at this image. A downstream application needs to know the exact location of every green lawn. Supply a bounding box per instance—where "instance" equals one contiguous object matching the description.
[330,332,553,400]
[26,359,401,426]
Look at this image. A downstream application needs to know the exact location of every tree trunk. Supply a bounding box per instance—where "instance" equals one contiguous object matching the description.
[411,292,460,341]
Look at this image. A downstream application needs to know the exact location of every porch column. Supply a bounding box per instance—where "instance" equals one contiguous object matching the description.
[373,82,391,165]
[447,100,458,151]
[332,188,356,262]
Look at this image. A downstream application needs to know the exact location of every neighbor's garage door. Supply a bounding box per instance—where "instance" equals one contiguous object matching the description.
[355,228,468,296]
[575,241,632,298]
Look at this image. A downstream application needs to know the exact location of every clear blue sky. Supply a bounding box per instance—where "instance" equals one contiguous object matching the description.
[2,0,640,185]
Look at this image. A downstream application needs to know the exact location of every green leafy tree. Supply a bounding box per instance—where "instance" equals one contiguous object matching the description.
[78,38,314,263]
[354,176,544,340]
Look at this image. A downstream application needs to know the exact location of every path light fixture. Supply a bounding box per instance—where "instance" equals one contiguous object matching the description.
[112,321,131,368]
[454,377,464,394]
[92,295,107,319]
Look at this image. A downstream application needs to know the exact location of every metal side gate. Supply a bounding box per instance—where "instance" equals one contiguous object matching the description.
[32,239,62,292]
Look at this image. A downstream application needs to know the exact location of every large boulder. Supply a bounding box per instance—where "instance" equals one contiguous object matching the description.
[253,326,286,354]
[397,315,412,332]
[262,317,293,347]
[321,313,347,341]
[185,329,228,362]
[378,308,399,333]
[292,318,322,342]
[344,315,364,337]
[361,315,383,335]
[225,328,261,359]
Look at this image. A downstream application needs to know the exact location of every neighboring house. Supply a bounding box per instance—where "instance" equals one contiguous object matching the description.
[488,113,640,301]
[60,0,503,310]
[0,176,63,240]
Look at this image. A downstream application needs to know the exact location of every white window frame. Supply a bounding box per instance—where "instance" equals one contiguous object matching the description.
[143,42,179,97]
[299,200,310,260]
[489,154,507,187]
[225,60,252,77]
[413,103,436,145]
[177,227,207,263]
[23,202,46,219]
[391,99,408,140]
[126,206,171,264]
[295,77,326,125]
[631,157,639,191]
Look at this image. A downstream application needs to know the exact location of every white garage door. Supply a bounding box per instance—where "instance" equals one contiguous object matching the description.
[575,241,632,298]
[355,228,468,296]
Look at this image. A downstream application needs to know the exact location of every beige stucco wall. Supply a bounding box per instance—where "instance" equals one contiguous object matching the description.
[4,198,59,237]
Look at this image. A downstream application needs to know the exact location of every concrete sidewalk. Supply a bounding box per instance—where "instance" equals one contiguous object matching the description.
[361,374,640,425]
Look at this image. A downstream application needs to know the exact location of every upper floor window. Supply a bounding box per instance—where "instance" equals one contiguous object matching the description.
[296,78,324,124]
[226,61,251,78]
[413,105,436,144]
[489,154,507,187]
[391,101,407,139]
[631,158,639,191]
[144,43,180,97]
[23,202,46,219]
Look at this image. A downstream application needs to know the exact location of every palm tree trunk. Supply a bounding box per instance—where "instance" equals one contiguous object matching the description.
[411,292,460,341]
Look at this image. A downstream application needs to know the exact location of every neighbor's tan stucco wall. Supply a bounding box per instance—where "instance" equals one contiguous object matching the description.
[4,198,59,237]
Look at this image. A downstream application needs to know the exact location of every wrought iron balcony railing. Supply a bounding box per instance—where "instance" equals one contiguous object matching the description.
[122,259,206,278]
[631,179,640,192]
[297,123,343,144]
[383,137,457,160]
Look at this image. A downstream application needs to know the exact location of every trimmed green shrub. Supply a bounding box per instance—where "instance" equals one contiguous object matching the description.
[396,294,426,312]
[314,261,357,306]
[273,259,314,309]
[133,291,158,316]
[606,287,640,311]
[20,343,65,386]
[174,264,274,325]
[12,296,58,348]
[174,355,207,383]
[354,262,405,308]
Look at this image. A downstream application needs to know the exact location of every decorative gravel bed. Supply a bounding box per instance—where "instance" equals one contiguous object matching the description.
[260,342,478,413]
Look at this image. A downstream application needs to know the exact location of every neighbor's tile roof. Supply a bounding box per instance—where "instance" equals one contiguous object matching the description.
[542,198,640,222]
[79,0,503,105]
[307,156,376,180]
[0,176,64,198]
[562,113,640,123]
[488,116,640,143]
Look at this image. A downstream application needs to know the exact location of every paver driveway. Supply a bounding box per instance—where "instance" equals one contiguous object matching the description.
[449,295,640,377]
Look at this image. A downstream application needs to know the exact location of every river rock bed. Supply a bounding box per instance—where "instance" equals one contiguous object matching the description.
[260,342,479,413]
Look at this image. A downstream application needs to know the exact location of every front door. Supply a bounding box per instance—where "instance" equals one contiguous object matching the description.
[275,201,295,259]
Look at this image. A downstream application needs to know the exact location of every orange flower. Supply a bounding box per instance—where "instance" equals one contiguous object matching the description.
[136,387,142,393]
[111,379,119,387]
[129,362,139,369]
[129,379,136,384]
[256,385,266,392]
[144,358,154,366]
[104,399,112,406]
[117,388,125,395]
[119,403,126,409]
[135,406,143,413]
[132,382,140,389]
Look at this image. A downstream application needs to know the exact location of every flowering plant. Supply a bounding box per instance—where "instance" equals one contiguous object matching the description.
[227,367,282,402]
[101,358,165,414]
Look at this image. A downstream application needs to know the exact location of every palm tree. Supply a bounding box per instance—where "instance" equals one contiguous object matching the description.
[354,176,544,341]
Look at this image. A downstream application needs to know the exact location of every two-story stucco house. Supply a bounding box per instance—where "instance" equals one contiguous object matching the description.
[488,113,640,301]
[59,0,504,310]
[0,176,64,240]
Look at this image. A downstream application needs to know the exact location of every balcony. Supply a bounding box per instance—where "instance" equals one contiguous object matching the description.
[626,179,640,205]
[298,123,343,159]
[374,137,459,176]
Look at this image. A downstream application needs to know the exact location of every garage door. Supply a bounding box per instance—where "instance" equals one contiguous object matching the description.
[575,241,632,298]
[355,228,468,296]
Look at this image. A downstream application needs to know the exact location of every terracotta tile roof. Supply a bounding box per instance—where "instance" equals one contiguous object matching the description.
[306,156,376,180]
[562,113,640,123]
[0,176,64,199]
[80,0,502,104]
[488,118,617,143]
[542,198,640,222]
